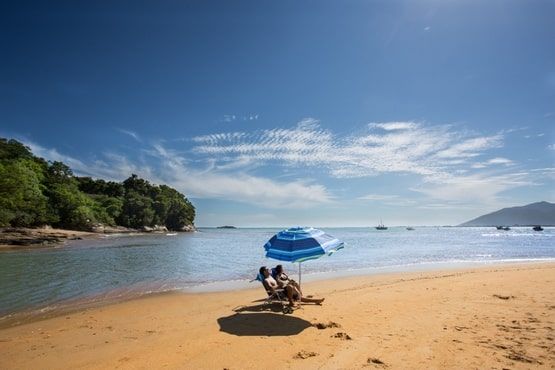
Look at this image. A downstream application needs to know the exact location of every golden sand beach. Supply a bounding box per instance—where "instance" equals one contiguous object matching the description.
[1,263,554,369]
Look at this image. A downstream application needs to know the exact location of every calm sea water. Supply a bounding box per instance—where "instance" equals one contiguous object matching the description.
[1,227,554,318]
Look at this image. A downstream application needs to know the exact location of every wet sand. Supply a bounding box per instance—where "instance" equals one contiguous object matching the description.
[0,263,554,369]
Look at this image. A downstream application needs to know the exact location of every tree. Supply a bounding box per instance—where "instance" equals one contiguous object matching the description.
[0,137,196,230]
[0,159,51,226]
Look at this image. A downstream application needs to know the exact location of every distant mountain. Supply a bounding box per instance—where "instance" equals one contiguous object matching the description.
[459,201,555,227]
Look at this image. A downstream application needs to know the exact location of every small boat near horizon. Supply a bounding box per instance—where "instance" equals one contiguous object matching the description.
[376,219,388,230]
[533,225,543,231]
[496,226,510,231]
[406,227,415,231]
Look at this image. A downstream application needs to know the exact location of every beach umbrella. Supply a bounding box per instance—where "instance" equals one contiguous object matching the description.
[263,226,344,287]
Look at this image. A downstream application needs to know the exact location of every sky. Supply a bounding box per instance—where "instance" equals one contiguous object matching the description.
[1,0,554,227]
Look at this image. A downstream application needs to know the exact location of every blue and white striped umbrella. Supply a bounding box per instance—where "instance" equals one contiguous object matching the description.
[263,227,344,289]
[264,227,344,263]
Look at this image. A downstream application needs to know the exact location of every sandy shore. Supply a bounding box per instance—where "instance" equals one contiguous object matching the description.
[1,263,554,369]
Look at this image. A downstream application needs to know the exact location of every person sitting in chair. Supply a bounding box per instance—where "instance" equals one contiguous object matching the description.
[259,266,323,307]
[273,264,303,296]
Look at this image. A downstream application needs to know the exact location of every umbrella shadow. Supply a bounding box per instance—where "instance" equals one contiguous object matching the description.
[217,312,312,336]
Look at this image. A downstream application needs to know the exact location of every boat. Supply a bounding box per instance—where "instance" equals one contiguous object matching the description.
[496,226,504,230]
[406,227,415,231]
[496,226,510,231]
[375,219,388,230]
[166,232,178,236]
[533,225,543,231]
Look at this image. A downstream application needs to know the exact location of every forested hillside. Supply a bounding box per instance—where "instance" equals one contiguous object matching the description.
[0,138,195,231]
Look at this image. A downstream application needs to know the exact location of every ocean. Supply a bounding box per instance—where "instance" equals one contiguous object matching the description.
[1,226,554,319]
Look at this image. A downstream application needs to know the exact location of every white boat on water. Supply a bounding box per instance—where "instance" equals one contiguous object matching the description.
[375,219,388,230]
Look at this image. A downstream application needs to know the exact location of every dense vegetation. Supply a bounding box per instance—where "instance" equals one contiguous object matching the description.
[0,138,195,231]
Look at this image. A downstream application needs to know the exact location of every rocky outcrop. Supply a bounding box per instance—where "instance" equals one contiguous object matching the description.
[90,224,137,234]
[0,227,94,249]
[180,224,196,232]
[141,225,169,233]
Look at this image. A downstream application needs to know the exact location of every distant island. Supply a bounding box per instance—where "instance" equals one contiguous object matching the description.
[459,201,555,227]
[216,226,237,229]
[0,138,196,234]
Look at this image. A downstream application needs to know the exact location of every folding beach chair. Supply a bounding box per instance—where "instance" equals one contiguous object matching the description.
[252,272,294,314]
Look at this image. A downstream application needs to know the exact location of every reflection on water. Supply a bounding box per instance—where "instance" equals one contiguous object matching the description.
[0,227,554,317]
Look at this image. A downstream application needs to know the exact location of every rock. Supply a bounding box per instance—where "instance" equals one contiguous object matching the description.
[180,224,196,232]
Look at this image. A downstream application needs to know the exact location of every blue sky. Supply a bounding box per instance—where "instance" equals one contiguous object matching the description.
[1,1,554,226]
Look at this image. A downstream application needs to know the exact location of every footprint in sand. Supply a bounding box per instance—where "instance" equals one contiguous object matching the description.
[294,350,318,359]
[367,357,387,367]
[332,332,352,340]
[313,321,341,329]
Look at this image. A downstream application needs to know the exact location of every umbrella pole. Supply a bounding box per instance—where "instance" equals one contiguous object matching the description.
[298,262,302,288]
[298,262,303,307]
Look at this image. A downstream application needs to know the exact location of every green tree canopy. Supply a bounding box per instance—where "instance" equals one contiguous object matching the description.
[0,138,195,231]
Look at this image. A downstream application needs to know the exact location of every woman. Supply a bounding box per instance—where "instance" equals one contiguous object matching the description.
[273,264,303,296]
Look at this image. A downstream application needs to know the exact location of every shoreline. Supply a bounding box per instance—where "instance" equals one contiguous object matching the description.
[1,261,553,327]
[1,262,553,369]
[2,258,555,328]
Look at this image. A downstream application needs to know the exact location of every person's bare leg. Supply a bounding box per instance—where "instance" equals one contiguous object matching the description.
[300,296,324,304]
[285,286,297,307]
[291,281,302,296]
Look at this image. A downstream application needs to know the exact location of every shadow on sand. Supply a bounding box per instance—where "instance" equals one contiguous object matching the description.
[217,312,312,336]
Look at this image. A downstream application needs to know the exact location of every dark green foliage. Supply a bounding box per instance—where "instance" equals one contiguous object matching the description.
[0,138,195,230]
[0,159,52,226]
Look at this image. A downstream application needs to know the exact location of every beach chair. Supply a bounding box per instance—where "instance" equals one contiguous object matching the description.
[252,273,294,314]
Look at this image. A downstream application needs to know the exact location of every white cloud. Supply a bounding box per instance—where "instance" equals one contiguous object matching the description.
[548,144,555,150]
[368,121,418,131]
[17,119,539,210]
[221,115,237,122]
[25,141,88,173]
[192,119,506,180]
[472,157,514,168]
[487,157,513,165]
[24,138,333,209]
[358,194,399,201]
[116,128,141,142]
[220,114,259,123]
[434,135,503,159]
[411,172,536,205]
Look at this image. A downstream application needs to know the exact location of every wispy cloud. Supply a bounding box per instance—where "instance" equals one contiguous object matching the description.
[22,138,332,209]
[411,171,536,206]
[471,157,514,168]
[358,194,400,201]
[16,118,546,209]
[116,128,141,142]
[192,119,505,179]
[221,115,237,122]
[368,121,418,131]
[190,119,540,205]
[220,114,259,123]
